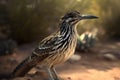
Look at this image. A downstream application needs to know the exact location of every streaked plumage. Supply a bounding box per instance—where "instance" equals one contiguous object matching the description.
[12,11,98,80]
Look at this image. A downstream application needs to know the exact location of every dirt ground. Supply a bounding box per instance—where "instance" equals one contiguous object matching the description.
[0,41,120,80]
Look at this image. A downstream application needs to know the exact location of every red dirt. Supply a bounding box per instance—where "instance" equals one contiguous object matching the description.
[0,41,120,80]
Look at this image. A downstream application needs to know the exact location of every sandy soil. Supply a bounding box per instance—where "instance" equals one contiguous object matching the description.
[0,41,120,80]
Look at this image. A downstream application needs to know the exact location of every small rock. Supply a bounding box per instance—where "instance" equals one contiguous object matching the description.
[102,53,117,61]
[69,54,81,61]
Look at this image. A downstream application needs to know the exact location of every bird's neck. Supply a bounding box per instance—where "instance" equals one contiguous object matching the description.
[58,20,78,53]
[59,21,78,38]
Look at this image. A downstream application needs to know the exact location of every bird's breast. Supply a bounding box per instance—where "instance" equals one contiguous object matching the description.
[62,35,77,62]
[47,34,77,66]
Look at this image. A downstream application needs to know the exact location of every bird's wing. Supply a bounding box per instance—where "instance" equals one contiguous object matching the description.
[32,33,61,57]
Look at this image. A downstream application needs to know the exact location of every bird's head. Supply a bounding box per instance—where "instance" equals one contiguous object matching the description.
[62,11,98,25]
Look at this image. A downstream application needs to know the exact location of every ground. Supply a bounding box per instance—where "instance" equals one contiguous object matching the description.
[0,41,120,80]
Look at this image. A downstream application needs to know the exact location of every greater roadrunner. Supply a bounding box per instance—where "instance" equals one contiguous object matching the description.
[12,11,98,80]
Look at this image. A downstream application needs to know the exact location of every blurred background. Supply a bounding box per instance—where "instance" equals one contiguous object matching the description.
[0,0,120,44]
[0,0,120,80]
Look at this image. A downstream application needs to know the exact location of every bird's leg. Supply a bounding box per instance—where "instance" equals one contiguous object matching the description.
[46,67,55,80]
[51,66,60,80]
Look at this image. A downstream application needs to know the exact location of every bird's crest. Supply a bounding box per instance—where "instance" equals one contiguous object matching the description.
[61,11,80,20]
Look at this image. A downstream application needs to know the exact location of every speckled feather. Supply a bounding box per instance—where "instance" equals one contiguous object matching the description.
[12,11,80,77]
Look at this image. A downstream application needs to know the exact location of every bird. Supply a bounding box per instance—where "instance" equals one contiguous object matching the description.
[12,11,98,80]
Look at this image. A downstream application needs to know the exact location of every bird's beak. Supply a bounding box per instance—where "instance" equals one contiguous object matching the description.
[80,15,98,20]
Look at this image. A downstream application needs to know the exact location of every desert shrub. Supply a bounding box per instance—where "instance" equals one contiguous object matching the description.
[2,0,120,44]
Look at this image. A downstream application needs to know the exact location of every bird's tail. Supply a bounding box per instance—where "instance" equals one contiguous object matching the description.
[12,53,43,77]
